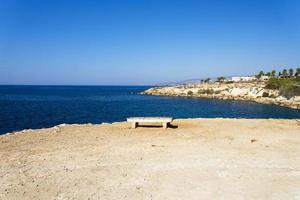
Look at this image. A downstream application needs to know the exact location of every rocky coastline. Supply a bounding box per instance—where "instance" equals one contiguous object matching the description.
[142,81,300,110]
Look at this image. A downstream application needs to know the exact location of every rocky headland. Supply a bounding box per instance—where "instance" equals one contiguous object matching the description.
[142,81,300,109]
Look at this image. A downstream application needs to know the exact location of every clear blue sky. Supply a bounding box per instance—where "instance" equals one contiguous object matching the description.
[0,0,299,85]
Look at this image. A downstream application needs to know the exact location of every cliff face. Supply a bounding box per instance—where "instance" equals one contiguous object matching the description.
[142,82,300,109]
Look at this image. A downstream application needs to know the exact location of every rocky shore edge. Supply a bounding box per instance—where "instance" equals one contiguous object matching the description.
[142,82,300,110]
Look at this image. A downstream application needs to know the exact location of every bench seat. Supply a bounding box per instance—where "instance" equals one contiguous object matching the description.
[127,117,173,129]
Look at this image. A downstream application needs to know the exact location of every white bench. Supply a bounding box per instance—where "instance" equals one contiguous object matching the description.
[127,117,173,129]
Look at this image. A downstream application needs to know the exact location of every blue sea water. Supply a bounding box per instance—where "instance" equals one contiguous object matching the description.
[0,85,300,134]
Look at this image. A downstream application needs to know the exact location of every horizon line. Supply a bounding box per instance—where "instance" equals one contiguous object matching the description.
[0,84,156,86]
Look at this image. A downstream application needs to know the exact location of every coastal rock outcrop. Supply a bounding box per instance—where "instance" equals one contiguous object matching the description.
[142,82,300,109]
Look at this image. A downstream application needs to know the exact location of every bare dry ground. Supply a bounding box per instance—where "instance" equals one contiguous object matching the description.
[1,119,300,200]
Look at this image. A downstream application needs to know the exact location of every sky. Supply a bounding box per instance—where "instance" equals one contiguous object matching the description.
[0,0,300,85]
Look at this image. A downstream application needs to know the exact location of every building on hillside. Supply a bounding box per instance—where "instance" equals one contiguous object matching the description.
[231,76,256,82]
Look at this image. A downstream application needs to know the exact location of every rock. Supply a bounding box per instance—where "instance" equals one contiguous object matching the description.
[142,81,300,110]
[58,124,67,127]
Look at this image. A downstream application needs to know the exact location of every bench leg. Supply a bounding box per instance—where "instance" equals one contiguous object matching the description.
[132,122,138,129]
[163,122,168,129]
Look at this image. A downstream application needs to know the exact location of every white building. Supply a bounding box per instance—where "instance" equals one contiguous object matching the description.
[231,76,256,82]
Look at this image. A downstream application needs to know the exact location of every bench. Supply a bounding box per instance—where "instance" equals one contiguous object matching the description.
[127,117,173,129]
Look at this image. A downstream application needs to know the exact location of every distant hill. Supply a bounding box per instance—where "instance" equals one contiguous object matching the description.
[157,76,232,86]
[157,78,202,86]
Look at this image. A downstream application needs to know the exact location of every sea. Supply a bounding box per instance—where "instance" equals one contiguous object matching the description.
[0,85,300,135]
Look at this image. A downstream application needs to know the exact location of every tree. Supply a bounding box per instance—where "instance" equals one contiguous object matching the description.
[278,71,282,77]
[217,77,225,82]
[256,70,264,78]
[296,68,300,76]
[271,70,276,77]
[266,72,271,76]
[289,68,294,77]
[259,71,264,76]
[282,69,288,77]
[204,78,211,83]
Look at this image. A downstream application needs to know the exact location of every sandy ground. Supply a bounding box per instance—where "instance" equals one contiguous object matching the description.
[1,118,300,200]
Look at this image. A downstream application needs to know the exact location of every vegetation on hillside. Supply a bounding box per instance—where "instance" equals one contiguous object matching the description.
[265,77,300,98]
[259,67,300,78]
[199,67,300,84]
[198,89,216,95]
[217,77,226,82]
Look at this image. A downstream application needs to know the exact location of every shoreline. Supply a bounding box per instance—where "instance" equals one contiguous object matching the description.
[142,92,299,109]
[142,82,300,110]
[2,117,300,137]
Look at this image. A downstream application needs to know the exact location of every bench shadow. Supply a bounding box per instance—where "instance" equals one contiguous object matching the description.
[169,124,178,129]
[137,124,178,129]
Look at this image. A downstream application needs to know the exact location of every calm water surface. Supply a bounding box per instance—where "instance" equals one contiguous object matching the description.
[0,85,300,134]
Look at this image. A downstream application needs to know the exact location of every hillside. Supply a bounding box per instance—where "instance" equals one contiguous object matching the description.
[142,80,300,109]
